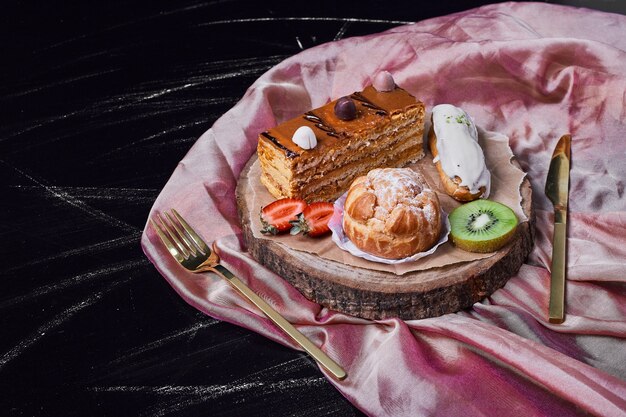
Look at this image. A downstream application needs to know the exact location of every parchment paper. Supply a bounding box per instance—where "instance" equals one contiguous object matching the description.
[245,126,527,275]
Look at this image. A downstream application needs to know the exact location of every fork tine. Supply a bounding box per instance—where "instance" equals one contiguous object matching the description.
[150,218,185,263]
[156,213,191,259]
[164,211,201,256]
[171,209,211,253]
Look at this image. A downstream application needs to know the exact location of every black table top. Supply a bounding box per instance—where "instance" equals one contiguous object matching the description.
[2,1,624,416]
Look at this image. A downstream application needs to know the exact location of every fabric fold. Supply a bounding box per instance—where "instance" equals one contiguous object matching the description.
[142,3,626,416]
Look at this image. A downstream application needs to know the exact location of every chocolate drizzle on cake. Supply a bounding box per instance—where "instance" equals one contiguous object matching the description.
[304,111,339,137]
[350,92,388,116]
[261,131,299,158]
[256,84,426,202]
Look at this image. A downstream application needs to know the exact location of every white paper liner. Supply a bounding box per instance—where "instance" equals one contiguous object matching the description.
[329,192,451,265]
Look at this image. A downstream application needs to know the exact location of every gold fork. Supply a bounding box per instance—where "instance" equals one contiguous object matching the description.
[150,209,347,380]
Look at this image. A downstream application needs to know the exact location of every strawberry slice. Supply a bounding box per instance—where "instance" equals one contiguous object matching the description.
[290,202,334,237]
[260,198,307,235]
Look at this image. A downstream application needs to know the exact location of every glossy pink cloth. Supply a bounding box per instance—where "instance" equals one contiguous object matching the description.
[142,3,626,416]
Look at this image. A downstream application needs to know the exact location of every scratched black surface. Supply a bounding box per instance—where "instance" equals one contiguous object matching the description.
[1,1,624,416]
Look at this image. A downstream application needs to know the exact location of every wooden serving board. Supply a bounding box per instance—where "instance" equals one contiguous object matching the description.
[236,156,534,320]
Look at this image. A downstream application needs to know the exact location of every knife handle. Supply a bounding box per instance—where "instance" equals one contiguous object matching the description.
[548,221,567,323]
[211,263,347,380]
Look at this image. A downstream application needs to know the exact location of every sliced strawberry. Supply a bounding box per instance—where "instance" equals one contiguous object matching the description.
[260,198,307,235]
[290,202,334,237]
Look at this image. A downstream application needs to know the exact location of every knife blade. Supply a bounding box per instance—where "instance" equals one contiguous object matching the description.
[544,134,571,324]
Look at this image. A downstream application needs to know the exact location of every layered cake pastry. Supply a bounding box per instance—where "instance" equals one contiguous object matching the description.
[257,71,426,202]
[342,168,442,259]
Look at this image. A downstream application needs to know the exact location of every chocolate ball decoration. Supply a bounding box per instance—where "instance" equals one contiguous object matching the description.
[334,96,357,121]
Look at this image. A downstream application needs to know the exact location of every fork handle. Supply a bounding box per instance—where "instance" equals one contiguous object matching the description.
[211,264,347,380]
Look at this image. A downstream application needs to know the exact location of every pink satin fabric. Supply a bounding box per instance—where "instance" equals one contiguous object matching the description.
[142,3,626,416]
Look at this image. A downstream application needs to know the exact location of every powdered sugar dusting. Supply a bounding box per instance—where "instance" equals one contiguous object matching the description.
[365,168,434,221]
[328,167,450,265]
[329,192,450,265]
[422,201,436,223]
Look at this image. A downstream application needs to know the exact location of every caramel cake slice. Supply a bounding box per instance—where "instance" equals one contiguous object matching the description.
[257,73,426,202]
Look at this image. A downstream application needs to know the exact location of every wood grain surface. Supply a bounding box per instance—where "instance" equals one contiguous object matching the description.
[1,1,622,416]
[237,156,534,320]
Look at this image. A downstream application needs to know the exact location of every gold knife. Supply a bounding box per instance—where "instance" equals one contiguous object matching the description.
[544,134,572,324]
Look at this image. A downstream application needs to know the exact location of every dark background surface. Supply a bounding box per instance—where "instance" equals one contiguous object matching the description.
[2,1,624,416]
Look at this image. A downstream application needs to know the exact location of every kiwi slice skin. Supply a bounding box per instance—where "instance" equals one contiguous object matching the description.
[449,199,518,253]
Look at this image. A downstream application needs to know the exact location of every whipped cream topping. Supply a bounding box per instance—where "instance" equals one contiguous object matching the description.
[431,104,491,196]
[291,126,317,149]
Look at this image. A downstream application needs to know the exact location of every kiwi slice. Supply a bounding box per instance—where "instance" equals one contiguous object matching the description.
[449,199,518,253]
